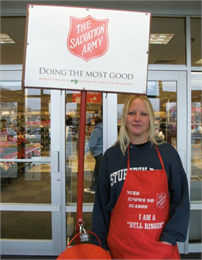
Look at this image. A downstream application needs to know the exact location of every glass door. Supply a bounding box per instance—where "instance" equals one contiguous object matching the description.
[148,70,188,254]
[0,66,63,256]
[189,72,202,252]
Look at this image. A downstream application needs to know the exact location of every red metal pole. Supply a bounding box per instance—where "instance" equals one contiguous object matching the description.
[75,91,87,243]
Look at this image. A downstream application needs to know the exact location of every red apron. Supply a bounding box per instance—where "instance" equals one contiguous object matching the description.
[107,146,180,259]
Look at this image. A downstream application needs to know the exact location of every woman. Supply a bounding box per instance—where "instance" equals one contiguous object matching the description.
[91,95,190,259]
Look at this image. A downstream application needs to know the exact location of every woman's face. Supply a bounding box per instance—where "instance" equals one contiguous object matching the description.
[126,98,150,144]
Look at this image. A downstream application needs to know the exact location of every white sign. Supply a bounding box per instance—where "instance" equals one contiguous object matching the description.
[23,5,151,94]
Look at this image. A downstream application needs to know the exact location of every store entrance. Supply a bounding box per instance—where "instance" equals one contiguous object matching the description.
[0,68,189,256]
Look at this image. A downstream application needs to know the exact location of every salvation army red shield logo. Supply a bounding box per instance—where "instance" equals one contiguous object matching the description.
[156,193,167,209]
[67,15,109,62]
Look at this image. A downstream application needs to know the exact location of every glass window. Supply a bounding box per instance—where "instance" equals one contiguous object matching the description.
[189,210,201,243]
[0,82,51,204]
[118,81,177,148]
[0,17,26,64]
[65,91,103,204]
[191,18,202,67]
[1,211,51,239]
[149,17,186,65]
[191,72,202,202]
[190,72,202,243]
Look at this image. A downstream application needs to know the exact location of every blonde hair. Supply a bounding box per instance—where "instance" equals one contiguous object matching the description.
[118,95,162,154]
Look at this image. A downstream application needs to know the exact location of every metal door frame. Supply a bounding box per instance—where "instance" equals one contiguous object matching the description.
[148,70,188,254]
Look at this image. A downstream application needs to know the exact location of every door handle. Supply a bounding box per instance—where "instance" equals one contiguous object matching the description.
[51,151,59,173]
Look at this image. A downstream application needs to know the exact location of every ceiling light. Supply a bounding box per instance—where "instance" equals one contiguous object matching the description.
[0,34,16,44]
[150,34,175,44]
